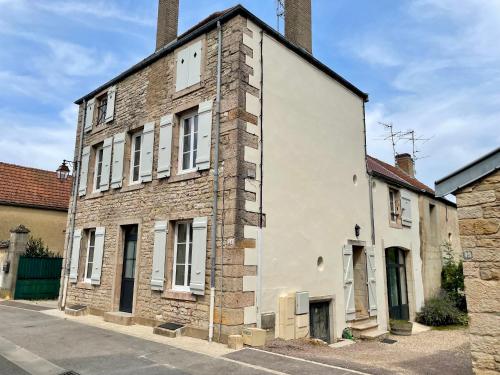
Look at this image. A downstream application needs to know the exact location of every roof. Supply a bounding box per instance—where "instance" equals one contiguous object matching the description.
[435,147,500,197]
[75,4,368,104]
[0,162,72,211]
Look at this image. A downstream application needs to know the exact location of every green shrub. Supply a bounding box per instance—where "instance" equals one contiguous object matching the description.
[441,242,467,312]
[416,293,468,326]
[24,237,57,258]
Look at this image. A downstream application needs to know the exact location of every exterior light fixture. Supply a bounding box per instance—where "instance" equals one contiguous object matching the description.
[355,224,361,238]
[56,160,76,182]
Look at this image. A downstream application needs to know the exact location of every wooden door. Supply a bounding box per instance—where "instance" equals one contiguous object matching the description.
[119,226,137,313]
[309,301,330,343]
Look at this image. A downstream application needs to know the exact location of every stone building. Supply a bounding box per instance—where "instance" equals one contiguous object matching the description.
[436,147,500,374]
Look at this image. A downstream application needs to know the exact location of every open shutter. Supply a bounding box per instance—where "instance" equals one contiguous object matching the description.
[78,146,90,196]
[111,132,125,188]
[190,217,208,295]
[99,137,112,191]
[151,221,168,291]
[69,229,82,283]
[343,245,356,321]
[196,101,213,171]
[187,41,202,87]
[91,227,105,285]
[140,122,155,182]
[84,98,95,132]
[401,195,412,227]
[366,247,378,316]
[105,86,116,123]
[175,47,189,91]
[157,115,173,179]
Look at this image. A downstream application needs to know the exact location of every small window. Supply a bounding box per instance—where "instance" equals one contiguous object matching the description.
[84,229,96,283]
[96,95,108,125]
[389,188,401,223]
[173,221,193,291]
[93,146,104,192]
[130,132,143,184]
[179,112,199,172]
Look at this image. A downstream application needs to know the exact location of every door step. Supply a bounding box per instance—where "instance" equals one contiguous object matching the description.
[349,317,386,340]
[360,329,389,341]
[103,311,134,326]
[64,304,88,317]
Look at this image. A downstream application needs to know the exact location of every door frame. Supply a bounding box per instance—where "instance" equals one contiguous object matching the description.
[309,295,336,343]
[385,247,410,321]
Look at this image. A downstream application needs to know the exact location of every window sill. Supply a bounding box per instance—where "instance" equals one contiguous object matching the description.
[389,221,403,229]
[168,171,202,183]
[162,290,196,302]
[173,81,205,100]
[89,124,107,136]
[85,191,104,200]
[120,183,145,193]
[75,282,93,290]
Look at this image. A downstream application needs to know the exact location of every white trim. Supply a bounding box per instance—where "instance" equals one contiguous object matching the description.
[172,221,193,292]
[178,111,199,173]
[129,132,143,185]
[92,146,104,193]
[84,229,96,284]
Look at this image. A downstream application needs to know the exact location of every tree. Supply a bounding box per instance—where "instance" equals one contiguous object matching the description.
[24,237,57,258]
[441,241,467,312]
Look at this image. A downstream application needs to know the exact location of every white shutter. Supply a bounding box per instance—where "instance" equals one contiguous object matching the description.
[366,247,378,316]
[84,98,95,132]
[190,217,208,295]
[140,122,155,182]
[187,41,202,87]
[175,47,189,91]
[151,221,168,291]
[111,132,125,188]
[157,115,173,179]
[343,245,356,321]
[78,146,90,196]
[99,137,112,191]
[69,229,82,283]
[105,86,116,123]
[196,101,213,171]
[91,227,105,285]
[401,195,412,227]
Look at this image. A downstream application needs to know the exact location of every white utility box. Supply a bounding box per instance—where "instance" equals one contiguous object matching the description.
[295,291,310,315]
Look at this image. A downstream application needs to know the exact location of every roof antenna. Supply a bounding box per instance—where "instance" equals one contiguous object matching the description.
[276,0,285,33]
[378,122,401,161]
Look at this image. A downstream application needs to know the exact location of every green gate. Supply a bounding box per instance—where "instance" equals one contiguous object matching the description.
[14,256,63,300]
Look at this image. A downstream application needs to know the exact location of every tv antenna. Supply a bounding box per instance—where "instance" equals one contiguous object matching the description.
[399,130,432,161]
[378,122,402,160]
[276,0,285,33]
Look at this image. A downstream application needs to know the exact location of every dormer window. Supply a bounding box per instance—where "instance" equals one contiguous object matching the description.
[96,94,108,125]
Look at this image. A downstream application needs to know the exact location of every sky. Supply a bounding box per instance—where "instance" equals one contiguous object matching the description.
[0,0,498,188]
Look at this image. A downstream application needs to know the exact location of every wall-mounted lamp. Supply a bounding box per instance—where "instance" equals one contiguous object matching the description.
[355,224,361,238]
[56,160,76,182]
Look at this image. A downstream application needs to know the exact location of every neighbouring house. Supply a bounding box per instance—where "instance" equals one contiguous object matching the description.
[0,162,71,255]
[435,147,500,374]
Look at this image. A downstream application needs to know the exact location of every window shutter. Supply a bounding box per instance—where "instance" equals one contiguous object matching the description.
[99,137,112,191]
[78,146,90,196]
[196,101,213,171]
[140,122,155,182]
[175,47,189,91]
[190,217,208,295]
[151,221,168,291]
[105,86,116,123]
[69,229,82,283]
[187,41,202,87]
[366,247,378,317]
[111,132,125,188]
[84,98,95,132]
[157,115,173,179]
[343,245,356,321]
[401,195,412,227]
[91,227,105,285]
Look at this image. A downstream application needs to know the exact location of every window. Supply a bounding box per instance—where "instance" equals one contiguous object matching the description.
[130,132,142,184]
[176,40,202,92]
[96,95,108,125]
[173,222,193,291]
[93,146,104,192]
[84,229,96,283]
[179,112,198,172]
[389,188,401,223]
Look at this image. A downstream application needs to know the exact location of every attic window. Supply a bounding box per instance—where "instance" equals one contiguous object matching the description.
[175,40,202,92]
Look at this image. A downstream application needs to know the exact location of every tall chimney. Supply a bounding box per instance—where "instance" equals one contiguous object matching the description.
[156,0,179,51]
[395,153,415,178]
[285,0,312,54]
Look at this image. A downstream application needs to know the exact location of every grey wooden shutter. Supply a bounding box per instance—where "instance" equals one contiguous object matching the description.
[84,98,95,132]
[195,101,213,171]
[157,115,173,179]
[111,132,125,188]
[69,229,82,283]
[105,86,116,123]
[190,217,208,295]
[187,41,202,87]
[366,247,378,316]
[343,245,356,321]
[401,195,412,227]
[99,137,112,191]
[151,221,168,291]
[78,146,90,196]
[175,47,189,91]
[140,122,155,182]
[91,227,105,285]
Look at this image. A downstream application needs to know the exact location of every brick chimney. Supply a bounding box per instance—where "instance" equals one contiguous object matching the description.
[156,0,179,51]
[285,0,312,54]
[395,153,415,178]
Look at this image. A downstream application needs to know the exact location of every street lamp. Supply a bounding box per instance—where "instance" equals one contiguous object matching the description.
[56,160,75,182]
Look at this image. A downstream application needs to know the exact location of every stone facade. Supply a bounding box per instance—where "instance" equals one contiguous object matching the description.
[457,170,500,374]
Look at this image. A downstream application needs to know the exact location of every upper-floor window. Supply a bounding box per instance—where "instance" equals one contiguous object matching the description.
[179,112,199,172]
[130,132,143,184]
[175,40,202,92]
[93,146,104,192]
[84,229,96,283]
[173,221,193,292]
[96,95,108,125]
[389,188,401,224]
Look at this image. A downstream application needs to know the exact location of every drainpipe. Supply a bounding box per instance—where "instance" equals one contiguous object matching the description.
[59,100,86,310]
[209,20,222,343]
[363,100,375,246]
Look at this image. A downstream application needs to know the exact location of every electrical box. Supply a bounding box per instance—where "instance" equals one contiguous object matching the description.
[295,291,309,315]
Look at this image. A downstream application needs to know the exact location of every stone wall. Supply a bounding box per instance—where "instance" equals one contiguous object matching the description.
[457,170,500,374]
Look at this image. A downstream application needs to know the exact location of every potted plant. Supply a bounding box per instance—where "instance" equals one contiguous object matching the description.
[390,319,413,336]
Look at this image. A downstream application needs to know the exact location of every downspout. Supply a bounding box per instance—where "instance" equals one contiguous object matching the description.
[59,100,86,310]
[363,101,375,246]
[209,20,222,343]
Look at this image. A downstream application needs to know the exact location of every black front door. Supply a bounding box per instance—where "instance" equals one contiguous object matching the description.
[119,226,137,313]
[386,248,409,320]
[309,301,330,343]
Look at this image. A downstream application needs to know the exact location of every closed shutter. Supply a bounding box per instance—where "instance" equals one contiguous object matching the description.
[84,98,95,132]
[175,47,189,91]
[69,229,82,283]
[343,245,356,321]
[105,86,116,123]
[189,217,208,295]
[99,137,112,191]
[195,101,213,171]
[157,115,173,178]
[401,195,412,227]
[78,146,90,196]
[187,41,202,87]
[366,247,378,316]
[140,122,155,182]
[151,221,168,291]
[111,132,125,188]
[91,227,105,285]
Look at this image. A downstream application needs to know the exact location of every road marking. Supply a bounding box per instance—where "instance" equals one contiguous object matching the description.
[220,356,289,375]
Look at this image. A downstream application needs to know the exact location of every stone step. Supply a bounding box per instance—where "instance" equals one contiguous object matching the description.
[350,320,378,331]
[64,304,88,317]
[360,329,389,341]
[103,311,134,326]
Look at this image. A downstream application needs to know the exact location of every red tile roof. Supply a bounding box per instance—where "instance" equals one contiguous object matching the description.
[0,162,71,211]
